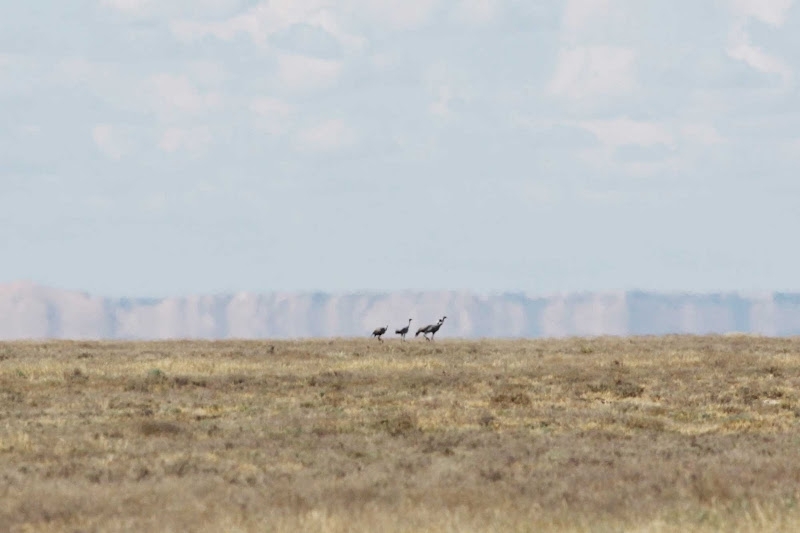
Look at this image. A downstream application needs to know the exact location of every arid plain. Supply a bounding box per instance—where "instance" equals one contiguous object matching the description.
[2,336,800,532]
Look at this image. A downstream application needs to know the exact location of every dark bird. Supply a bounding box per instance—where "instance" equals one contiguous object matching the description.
[395,318,412,340]
[415,316,447,341]
[372,325,388,342]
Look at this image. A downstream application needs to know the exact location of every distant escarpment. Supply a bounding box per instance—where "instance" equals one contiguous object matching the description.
[1,282,798,339]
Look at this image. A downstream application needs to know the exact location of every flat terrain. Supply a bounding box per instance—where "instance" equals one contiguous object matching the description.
[2,336,800,532]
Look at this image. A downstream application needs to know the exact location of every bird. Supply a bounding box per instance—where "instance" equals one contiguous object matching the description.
[372,325,388,342]
[395,319,412,340]
[415,316,447,341]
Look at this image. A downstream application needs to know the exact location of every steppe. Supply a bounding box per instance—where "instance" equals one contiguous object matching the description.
[2,335,800,532]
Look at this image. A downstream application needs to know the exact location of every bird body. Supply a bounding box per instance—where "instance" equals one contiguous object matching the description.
[395,319,412,340]
[372,325,388,342]
[415,316,447,341]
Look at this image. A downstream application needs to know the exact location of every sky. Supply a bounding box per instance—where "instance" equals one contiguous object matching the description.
[1,0,799,297]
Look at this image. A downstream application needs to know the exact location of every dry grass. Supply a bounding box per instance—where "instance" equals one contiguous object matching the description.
[2,335,800,532]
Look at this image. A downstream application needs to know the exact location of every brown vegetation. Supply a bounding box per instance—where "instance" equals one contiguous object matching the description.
[2,335,800,531]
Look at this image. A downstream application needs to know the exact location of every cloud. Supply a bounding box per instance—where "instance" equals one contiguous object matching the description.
[57,57,104,86]
[276,53,342,91]
[727,42,791,80]
[84,194,115,211]
[270,22,344,58]
[614,144,675,163]
[294,118,356,152]
[578,118,674,148]
[423,61,475,120]
[19,124,42,137]
[560,0,611,41]
[0,53,14,69]
[725,0,793,84]
[576,186,628,206]
[250,98,292,116]
[184,61,228,86]
[782,138,800,159]
[250,96,293,135]
[450,0,502,25]
[100,0,240,19]
[726,24,792,83]
[148,74,221,117]
[158,126,213,154]
[350,0,440,31]
[548,46,637,100]
[296,10,365,53]
[171,1,365,52]
[171,0,440,51]
[100,0,151,14]
[144,191,167,212]
[519,182,558,206]
[513,119,599,148]
[199,1,284,43]
[550,0,639,104]
[92,124,127,159]
[729,0,793,26]
[573,118,679,177]
[430,86,454,117]
[681,123,726,145]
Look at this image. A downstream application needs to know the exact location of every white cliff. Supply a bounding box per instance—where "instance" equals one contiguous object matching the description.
[1,282,799,340]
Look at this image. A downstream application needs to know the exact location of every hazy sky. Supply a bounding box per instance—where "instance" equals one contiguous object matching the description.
[2,0,799,296]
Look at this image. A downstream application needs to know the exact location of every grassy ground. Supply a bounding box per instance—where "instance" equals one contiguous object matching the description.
[2,335,800,532]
